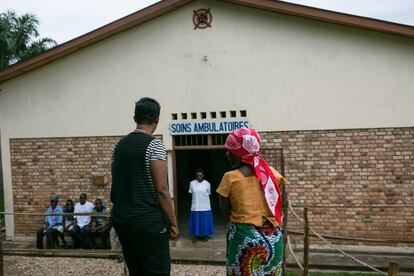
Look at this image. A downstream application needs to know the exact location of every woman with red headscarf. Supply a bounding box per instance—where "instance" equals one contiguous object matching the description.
[217,127,288,276]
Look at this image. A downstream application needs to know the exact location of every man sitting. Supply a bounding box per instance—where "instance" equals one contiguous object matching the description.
[71,193,94,249]
[90,198,111,249]
[36,194,63,249]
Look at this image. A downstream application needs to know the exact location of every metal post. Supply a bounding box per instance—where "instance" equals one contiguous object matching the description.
[303,208,309,276]
[280,150,288,276]
[0,214,4,276]
[388,262,399,276]
[281,190,288,276]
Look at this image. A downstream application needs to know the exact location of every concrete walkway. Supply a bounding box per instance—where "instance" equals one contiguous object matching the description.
[4,237,414,273]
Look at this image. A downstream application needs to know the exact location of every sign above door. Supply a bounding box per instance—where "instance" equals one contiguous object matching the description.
[170,119,249,136]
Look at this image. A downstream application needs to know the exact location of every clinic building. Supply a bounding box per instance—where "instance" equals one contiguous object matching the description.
[0,0,413,243]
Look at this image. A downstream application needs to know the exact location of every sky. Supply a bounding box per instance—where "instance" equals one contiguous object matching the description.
[2,0,414,44]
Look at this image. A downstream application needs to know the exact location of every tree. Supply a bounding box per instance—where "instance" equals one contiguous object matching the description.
[0,10,56,70]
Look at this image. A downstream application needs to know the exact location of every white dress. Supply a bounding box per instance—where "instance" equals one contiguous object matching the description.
[188,179,214,236]
[189,180,211,211]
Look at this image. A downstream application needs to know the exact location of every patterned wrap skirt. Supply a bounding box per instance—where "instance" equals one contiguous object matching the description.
[226,223,283,276]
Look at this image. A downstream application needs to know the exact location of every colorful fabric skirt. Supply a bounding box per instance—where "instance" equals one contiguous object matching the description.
[188,210,215,237]
[226,223,283,276]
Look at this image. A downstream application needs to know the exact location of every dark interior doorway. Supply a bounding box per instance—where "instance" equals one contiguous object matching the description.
[175,149,231,239]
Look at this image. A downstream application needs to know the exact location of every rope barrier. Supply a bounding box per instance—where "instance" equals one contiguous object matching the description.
[287,236,303,271]
[291,204,414,209]
[0,204,407,275]
[288,202,387,275]
[287,230,414,244]
[0,211,110,217]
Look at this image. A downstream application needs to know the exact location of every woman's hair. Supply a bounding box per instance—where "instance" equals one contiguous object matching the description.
[134,97,161,124]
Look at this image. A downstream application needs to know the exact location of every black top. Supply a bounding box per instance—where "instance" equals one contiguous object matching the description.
[111,132,168,233]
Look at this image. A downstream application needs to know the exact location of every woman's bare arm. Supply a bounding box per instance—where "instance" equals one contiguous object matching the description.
[219,195,231,222]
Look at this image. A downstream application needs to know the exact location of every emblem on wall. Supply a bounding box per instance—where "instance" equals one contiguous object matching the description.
[193,8,212,29]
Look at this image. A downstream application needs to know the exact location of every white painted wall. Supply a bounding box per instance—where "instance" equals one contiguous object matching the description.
[1,0,414,238]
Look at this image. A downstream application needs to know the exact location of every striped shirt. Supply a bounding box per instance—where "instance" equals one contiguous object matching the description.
[111,138,167,191]
[110,132,168,233]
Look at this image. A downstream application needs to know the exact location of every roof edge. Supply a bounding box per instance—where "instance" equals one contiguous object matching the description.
[226,0,414,37]
[1,0,414,83]
[0,0,192,83]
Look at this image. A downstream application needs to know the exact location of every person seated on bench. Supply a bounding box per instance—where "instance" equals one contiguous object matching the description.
[36,194,63,249]
[90,198,111,249]
[63,199,75,231]
[57,199,74,248]
[71,193,94,249]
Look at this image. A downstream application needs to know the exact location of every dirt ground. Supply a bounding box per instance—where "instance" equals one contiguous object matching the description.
[4,255,225,275]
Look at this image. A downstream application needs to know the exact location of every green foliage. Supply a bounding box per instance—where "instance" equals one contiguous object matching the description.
[0,10,57,70]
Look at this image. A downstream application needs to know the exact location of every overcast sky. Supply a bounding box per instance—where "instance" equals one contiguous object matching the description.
[2,0,414,44]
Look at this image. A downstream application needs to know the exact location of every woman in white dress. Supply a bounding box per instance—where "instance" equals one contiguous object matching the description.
[188,169,215,242]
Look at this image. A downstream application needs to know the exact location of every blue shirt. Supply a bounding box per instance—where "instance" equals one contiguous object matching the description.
[93,205,108,225]
[63,208,74,221]
[45,205,63,229]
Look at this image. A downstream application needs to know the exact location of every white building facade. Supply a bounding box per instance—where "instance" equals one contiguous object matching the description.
[0,0,413,242]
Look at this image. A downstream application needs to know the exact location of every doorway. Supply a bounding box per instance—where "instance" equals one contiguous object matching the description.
[175,149,231,239]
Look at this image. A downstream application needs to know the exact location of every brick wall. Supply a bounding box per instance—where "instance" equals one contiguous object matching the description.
[260,127,414,245]
[10,134,162,236]
[9,127,414,245]
[10,136,119,235]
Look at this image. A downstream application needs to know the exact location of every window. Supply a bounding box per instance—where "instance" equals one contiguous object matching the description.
[174,135,209,146]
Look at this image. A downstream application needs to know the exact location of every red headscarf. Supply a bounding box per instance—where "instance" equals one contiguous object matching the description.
[225,127,282,225]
